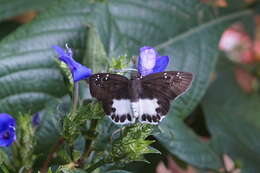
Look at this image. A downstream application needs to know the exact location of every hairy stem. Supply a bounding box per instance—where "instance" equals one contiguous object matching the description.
[40,137,65,173]
[72,82,79,116]
[85,159,107,173]
[85,155,124,173]
[76,119,98,167]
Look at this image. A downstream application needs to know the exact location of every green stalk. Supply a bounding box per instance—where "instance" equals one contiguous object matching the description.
[76,119,98,167]
[72,82,79,116]
[85,159,106,173]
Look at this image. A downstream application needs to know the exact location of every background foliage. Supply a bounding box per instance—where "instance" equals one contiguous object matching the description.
[0,0,259,173]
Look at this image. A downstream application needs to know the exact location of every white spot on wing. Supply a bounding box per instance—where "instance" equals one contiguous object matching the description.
[139,99,159,115]
[132,98,162,125]
[111,99,135,125]
[110,99,163,125]
[112,99,132,115]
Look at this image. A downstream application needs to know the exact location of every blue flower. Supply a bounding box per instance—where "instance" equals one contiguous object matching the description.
[32,112,40,127]
[0,113,16,147]
[138,46,169,76]
[53,45,93,82]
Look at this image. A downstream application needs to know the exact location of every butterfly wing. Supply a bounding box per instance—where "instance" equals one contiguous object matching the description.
[139,71,193,124]
[89,73,135,124]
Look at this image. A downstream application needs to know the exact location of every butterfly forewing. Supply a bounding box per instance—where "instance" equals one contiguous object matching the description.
[139,71,193,124]
[142,71,193,98]
[89,73,135,124]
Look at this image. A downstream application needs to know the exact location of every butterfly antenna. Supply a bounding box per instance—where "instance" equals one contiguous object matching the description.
[65,43,73,56]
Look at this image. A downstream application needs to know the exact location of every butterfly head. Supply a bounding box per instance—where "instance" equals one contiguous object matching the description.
[130,71,142,80]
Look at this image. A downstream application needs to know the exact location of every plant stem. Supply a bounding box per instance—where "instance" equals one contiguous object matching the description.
[75,139,92,167]
[85,155,124,173]
[40,137,65,173]
[72,82,79,116]
[85,159,107,173]
[76,119,98,167]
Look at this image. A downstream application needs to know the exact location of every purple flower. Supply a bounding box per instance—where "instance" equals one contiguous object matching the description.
[0,113,16,147]
[138,46,169,76]
[53,45,93,82]
[32,112,40,127]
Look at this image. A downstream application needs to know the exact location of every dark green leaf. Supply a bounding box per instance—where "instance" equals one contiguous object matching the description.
[202,57,260,173]
[106,170,132,173]
[0,149,8,164]
[154,116,222,169]
[0,0,91,115]
[93,117,119,152]
[35,98,68,161]
[83,27,109,73]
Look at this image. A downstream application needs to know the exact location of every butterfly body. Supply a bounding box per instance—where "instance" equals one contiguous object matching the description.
[89,71,193,125]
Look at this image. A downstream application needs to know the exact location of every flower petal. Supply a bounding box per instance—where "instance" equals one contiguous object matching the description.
[0,113,16,147]
[53,45,93,82]
[0,128,16,147]
[73,64,93,82]
[138,46,157,76]
[0,113,16,132]
[32,112,40,127]
[153,56,169,73]
[52,45,68,58]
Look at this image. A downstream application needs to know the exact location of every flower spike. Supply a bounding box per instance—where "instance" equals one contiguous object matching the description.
[53,45,93,82]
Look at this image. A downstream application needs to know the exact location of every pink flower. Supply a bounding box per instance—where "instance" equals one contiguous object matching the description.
[222,154,241,173]
[156,156,198,173]
[219,24,254,64]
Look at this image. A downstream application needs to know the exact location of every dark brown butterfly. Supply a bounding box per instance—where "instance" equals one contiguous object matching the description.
[88,71,193,125]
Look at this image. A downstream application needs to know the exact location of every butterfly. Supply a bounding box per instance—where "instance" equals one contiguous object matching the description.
[89,71,193,125]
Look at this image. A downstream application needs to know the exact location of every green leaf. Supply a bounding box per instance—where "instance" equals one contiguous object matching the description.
[92,117,119,152]
[0,149,8,164]
[106,170,132,173]
[83,27,109,73]
[11,114,36,171]
[0,0,91,115]
[0,0,56,21]
[111,124,155,163]
[202,57,260,173]
[35,98,68,160]
[154,116,222,170]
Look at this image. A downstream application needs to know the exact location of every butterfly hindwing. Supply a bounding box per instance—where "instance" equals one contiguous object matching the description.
[89,73,135,124]
[139,71,193,124]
